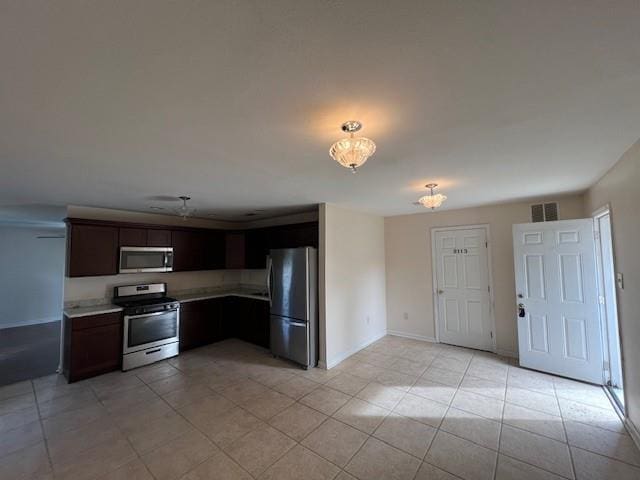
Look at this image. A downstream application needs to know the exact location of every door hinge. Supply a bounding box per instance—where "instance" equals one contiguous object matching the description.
[598,295,605,305]
[485,241,488,248]
[490,331,493,339]
[488,285,491,293]
[594,231,600,240]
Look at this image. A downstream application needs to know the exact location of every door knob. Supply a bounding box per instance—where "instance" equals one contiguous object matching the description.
[438,290,444,295]
[517,293,524,299]
[518,303,526,318]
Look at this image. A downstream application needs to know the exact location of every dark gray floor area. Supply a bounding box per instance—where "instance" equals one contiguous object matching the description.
[0,320,60,386]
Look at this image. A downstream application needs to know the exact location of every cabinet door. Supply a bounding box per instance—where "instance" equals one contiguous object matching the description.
[225,232,246,269]
[291,222,319,248]
[179,300,219,351]
[234,298,270,348]
[205,298,224,343]
[220,297,238,339]
[147,229,172,247]
[119,227,147,247]
[68,224,119,277]
[172,230,206,271]
[68,321,122,382]
[268,223,319,249]
[245,229,268,269]
[250,300,270,348]
[204,230,226,270]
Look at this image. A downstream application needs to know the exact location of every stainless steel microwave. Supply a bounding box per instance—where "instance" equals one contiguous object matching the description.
[119,247,174,273]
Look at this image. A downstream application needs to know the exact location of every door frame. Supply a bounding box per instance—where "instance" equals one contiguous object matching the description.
[592,204,626,409]
[430,224,496,352]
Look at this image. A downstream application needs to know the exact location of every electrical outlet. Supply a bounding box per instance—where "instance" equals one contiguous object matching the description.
[403,312,409,320]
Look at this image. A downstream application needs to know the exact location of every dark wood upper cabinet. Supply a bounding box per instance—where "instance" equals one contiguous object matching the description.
[225,232,246,269]
[270,222,319,249]
[147,229,172,247]
[172,229,206,271]
[118,227,147,247]
[245,228,268,269]
[66,217,317,277]
[119,227,172,247]
[204,230,226,270]
[67,223,119,277]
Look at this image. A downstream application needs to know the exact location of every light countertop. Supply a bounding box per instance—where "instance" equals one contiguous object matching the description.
[64,287,269,318]
[63,304,124,318]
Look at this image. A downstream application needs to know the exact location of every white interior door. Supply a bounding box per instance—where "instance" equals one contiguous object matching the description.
[513,220,603,384]
[434,227,493,351]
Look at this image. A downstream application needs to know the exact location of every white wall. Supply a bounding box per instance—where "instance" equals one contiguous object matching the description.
[0,224,66,328]
[384,195,585,356]
[319,203,387,368]
[585,138,640,437]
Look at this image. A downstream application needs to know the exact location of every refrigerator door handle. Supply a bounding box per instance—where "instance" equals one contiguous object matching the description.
[266,256,273,307]
[288,320,307,327]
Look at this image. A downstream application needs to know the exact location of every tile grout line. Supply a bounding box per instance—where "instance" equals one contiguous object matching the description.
[31,379,56,478]
[493,364,507,480]
[90,374,155,480]
[146,364,259,480]
[9,337,639,480]
[417,348,475,480]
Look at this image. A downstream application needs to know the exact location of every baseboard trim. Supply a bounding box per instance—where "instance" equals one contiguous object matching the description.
[625,417,640,451]
[325,330,387,370]
[496,348,518,359]
[386,330,437,343]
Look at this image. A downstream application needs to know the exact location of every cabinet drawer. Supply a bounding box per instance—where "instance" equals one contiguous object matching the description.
[72,312,122,331]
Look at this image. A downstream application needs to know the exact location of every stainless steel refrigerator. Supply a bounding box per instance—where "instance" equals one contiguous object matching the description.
[267,247,318,369]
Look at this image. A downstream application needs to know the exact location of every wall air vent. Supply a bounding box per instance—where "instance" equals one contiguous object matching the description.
[530,202,559,222]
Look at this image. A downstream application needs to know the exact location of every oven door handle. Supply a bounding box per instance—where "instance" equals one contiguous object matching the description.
[124,310,176,320]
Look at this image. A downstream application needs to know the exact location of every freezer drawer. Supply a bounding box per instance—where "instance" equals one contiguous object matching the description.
[270,315,309,367]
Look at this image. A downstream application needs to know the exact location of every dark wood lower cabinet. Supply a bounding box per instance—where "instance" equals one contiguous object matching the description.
[180,297,269,351]
[179,299,223,351]
[63,297,270,383]
[63,312,122,383]
[242,299,270,348]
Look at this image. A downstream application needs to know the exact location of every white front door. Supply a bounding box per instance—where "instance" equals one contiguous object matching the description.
[513,220,603,384]
[434,227,493,351]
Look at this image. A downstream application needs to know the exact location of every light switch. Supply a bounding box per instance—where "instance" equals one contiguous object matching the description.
[616,272,624,290]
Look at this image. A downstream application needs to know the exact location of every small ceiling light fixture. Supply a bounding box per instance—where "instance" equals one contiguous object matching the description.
[329,121,376,173]
[418,183,447,210]
[175,196,195,220]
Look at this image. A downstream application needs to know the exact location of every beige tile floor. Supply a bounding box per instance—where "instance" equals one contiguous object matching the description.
[1,335,639,480]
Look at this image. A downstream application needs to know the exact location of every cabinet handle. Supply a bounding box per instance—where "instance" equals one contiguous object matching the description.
[145,348,162,355]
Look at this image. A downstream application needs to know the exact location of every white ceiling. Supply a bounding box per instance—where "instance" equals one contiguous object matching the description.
[1,1,639,219]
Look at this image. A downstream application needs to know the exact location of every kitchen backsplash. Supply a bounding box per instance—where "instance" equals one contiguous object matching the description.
[64,269,267,306]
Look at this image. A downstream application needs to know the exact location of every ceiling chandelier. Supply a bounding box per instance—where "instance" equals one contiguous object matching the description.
[329,121,376,173]
[175,196,195,220]
[418,183,447,210]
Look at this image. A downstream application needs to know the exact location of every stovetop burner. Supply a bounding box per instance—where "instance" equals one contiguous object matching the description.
[112,282,179,314]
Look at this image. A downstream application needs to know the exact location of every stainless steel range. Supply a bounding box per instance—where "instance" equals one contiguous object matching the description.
[113,283,180,371]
